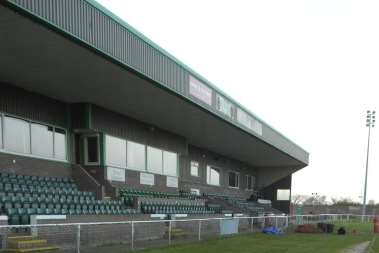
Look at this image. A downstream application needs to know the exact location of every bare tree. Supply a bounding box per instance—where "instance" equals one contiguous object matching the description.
[291,194,308,205]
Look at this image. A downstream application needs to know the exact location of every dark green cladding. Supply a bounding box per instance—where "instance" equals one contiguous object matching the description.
[4,0,309,164]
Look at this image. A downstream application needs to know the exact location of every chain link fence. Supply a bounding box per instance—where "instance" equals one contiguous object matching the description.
[0,214,376,253]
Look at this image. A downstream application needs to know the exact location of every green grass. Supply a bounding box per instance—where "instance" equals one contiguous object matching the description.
[367,236,379,253]
[138,222,374,253]
[330,220,373,235]
[83,222,377,253]
[138,234,371,253]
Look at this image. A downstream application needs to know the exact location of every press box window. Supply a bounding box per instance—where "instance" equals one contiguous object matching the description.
[277,189,291,201]
[147,146,163,174]
[163,151,177,177]
[228,171,239,188]
[246,175,256,190]
[190,161,199,177]
[31,124,54,158]
[207,166,220,186]
[105,135,127,168]
[54,128,67,160]
[4,116,30,154]
[127,141,146,171]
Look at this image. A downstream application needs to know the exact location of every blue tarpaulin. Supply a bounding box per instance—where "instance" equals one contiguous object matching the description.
[262,226,283,235]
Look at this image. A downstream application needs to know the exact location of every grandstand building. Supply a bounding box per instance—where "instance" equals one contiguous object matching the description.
[0,0,308,227]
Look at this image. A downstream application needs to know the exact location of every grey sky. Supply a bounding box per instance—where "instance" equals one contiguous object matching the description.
[96,0,379,202]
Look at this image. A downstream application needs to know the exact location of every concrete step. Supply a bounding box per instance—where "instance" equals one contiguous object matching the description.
[7,236,36,242]
[164,228,189,239]
[1,246,60,253]
[7,239,48,249]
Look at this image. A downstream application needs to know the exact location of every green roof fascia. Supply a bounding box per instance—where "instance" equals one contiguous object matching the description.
[86,0,308,156]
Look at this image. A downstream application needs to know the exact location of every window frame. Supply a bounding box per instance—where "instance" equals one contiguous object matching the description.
[105,134,127,169]
[126,140,146,172]
[163,150,178,177]
[228,171,240,189]
[84,134,100,166]
[0,113,68,162]
[103,134,179,177]
[53,127,67,161]
[206,165,221,186]
[246,175,256,191]
[277,189,291,201]
[30,123,54,159]
[147,146,163,174]
[190,160,199,177]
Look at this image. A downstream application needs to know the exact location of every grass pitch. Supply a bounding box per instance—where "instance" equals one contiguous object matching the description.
[84,221,377,253]
[138,221,376,253]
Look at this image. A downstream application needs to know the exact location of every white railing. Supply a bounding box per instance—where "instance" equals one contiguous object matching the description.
[0,214,376,253]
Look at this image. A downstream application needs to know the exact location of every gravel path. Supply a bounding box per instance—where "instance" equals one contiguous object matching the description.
[341,241,370,253]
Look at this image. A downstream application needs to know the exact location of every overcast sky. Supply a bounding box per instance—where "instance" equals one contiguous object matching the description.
[96,0,379,202]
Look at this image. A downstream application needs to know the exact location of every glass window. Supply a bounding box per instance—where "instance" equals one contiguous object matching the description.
[127,141,146,171]
[190,161,199,177]
[207,166,220,186]
[54,128,67,160]
[163,151,177,176]
[246,175,255,190]
[31,123,53,158]
[277,189,291,201]
[216,94,233,117]
[105,135,126,168]
[189,76,212,105]
[228,171,239,188]
[4,117,30,154]
[191,188,200,196]
[147,146,163,174]
[85,136,99,164]
[0,115,3,149]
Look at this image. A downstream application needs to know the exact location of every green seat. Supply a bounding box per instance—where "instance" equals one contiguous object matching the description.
[81,205,88,215]
[4,201,13,210]
[18,208,29,225]
[7,208,20,225]
[1,195,10,203]
[4,183,12,192]
[27,208,36,215]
